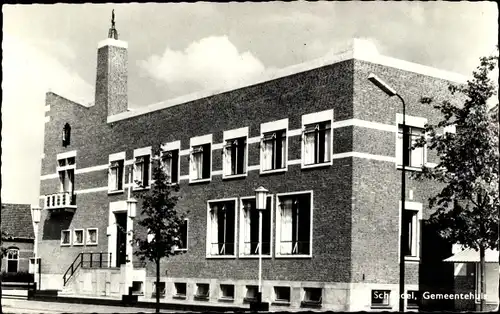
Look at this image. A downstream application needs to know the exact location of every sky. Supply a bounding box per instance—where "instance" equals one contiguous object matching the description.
[1,2,498,205]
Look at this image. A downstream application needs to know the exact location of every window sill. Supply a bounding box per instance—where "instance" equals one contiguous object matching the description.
[272,301,291,306]
[404,256,420,263]
[73,243,84,247]
[108,190,124,195]
[194,295,209,301]
[189,178,211,184]
[86,243,98,246]
[275,254,312,259]
[301,161,332,170]
[238,255,272,259]
[133,186,150,191]
[396,165,423,172]
[206,255,237,259]
[222,173,247,180]
[259,168,287,175]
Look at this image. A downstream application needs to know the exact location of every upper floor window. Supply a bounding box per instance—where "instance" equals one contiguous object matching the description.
[240,196,272,257]
[161,141,180,184]
[108,152,125,192]
[276,192,312,257]
[62,123,71,147]
[223,127,248,178]
[207,199,236,257]
[6,248,19,273]
[56,151,76,198]
[190,134,212,183]
[260,118,288,173]
[134,147,152,189]
[396,114,427,169]
[302,109,333,168]
[175,219,188,251]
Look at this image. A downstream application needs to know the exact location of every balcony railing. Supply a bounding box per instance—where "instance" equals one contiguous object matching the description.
[45,192,76,212]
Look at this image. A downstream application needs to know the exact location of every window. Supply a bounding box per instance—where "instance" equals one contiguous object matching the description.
[62,123,71,147]
[371,290,391,307]
[73,229,84,246]
[244,286,258,302]
[174,282,187,299]
[274,286,291,303]
[223,137,247,177]
[261,130,286,171]
[191,144,211,181]
[108,160,124,192]
[61,229,71,246]
[302,288,322,307]
[6,248,19,273]
[134,155,150,188]
[207,199,236,257]
[175,219,188,251]
[276,192,312,256]
[195,283,209,300]
[152,281,166,298]
[86,228,98,245]
[220,284,235,300]
[56,152,76,202]
[240,196,272,256]
[131,281,144,295]
[303,122,332,165]
[396,114,427,169]
[161,149,179,184]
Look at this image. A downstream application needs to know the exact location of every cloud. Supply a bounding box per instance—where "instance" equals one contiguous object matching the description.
[1,34,93,204]
[138,36,267,94]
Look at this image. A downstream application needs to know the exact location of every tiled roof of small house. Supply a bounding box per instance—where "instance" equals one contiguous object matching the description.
[1,203,35,240]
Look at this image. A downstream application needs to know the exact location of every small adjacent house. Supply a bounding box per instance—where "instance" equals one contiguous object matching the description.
[1,203,35,276]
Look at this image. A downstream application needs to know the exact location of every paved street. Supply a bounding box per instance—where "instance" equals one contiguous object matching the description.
[1,298,184,313]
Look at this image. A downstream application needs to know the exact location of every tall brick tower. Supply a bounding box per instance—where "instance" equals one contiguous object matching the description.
[95,10,128,117]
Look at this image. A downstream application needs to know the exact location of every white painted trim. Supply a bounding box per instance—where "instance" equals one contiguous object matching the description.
[206,198,238,258]
[161,140,181,152]
[44,116,50,123]
[275,190,314,258]
[287,159,301,165]
[40,173,59,180]
[260,119,289,174]
[60,229,71,246]
[190,134,213,147]
[44,105,51,112]
[109,152,126,162]
[395,114,428,168]
[212,143,224,150]
[75,164,108,174]
[332,119,398,133]
[133,146,152,158]
[398,201,423,263]
[223,127,249,141]
[76,186,109,194]
[302,109,334,126]
[301,109,334,169]
[57,150,77,160]
[396,114,427,129]
[261,118,289,134]
[73,229,85,246]
[287,129,302,137]
[238,195,274,258]
[97,38,128,49]
[247,136,261,144]
[85,228,98,245]
[180,149,190,156]
[247,165,260,172]
[333,152,396,163]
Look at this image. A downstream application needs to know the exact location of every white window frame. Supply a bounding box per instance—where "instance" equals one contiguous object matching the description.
[189,134,212,183]
[6,248,19,273]
[133,146,152,190]
[108,152,125,194]
[398,201,422,262]
[160,141,181,184]
[260,118,289,174]
[206,198,238,258]
[395,114,428,170]
[86,228,98,245]
[174,218,189,252]
[56,151,76,195]
[61,229,71,246]
[222,127,249,179]
[301,109,334,169]
[275,190,314,258]
[73,229,85,246]
[238,195,274,258]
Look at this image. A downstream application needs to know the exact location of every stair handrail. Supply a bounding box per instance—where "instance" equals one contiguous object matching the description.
[63,252,83,286]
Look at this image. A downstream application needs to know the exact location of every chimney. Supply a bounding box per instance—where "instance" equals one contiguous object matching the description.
[95,9,128,117]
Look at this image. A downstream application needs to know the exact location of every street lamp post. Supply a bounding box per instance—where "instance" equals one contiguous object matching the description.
[31,206,41,291]
[125,171,137,295]
[368,73,406,312]
[254,186,269,310]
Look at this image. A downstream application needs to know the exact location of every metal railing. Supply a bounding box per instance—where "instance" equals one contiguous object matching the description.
[63,252,112,286]
[208,242,235,256]
[241,241,271,255]
[278,241,310,255]
[45,192,76,209]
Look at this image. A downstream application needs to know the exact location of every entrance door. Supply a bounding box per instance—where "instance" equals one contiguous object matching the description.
[115,212,127,266]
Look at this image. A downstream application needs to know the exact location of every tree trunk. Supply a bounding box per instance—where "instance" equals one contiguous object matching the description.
[156,258,160,314]
[479,246,486,311]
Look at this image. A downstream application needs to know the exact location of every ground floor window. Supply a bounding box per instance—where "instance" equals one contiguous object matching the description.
[207,199,236,256]
[6,248,19,273]
[173,282,187,299]
[371,290,391,307]
[195,283,210,300]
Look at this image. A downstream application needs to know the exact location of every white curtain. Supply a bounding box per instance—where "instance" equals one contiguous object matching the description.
[109,167,117,190]
[164,157,172,182]
[279,136,286,168]
[324,122,332,162]
[59,171,65,192]
[192,151,203,179]
[411,128,424,167]
[304,132,315,164]
[280,199,293,254]
[224,145,232,176]
[243,202,252,254]
[134,161,143,184]
[210,205,219,255]
[66,170,74,193]
[262,140,273,170]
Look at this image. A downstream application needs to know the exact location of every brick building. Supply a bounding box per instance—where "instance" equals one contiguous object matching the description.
[1,203,35,275]
[37,20,491,311]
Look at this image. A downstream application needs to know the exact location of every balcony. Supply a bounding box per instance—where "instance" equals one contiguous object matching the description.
[45,192,76,213]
